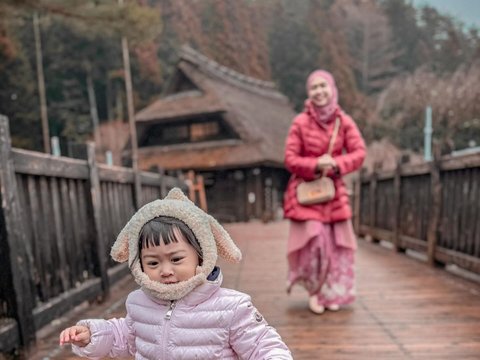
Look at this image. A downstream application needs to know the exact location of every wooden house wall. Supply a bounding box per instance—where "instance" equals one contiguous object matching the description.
[200,167,288,223]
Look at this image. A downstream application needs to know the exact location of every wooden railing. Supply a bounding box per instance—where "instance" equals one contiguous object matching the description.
[352,150,480,275]
[0,116,187,353]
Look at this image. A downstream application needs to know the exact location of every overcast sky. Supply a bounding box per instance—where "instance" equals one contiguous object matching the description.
[410,0,480,28]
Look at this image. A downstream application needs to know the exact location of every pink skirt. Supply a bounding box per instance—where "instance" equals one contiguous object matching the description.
[286,219,356,306]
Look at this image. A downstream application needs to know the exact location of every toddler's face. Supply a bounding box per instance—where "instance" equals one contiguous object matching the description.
[141,233,199,284]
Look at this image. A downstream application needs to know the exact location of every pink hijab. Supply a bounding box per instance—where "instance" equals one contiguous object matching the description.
[305,69,338,124]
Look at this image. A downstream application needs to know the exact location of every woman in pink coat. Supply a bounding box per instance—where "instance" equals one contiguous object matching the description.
[283,70,366,314]
[59,188,292,359]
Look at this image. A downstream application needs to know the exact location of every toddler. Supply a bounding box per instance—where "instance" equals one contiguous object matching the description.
[59,188,292,359]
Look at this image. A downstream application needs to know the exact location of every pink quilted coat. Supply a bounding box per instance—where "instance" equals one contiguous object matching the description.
[72,271,292,360]
[283,106,366,223]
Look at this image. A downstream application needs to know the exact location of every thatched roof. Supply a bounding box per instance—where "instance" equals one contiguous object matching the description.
[136,46,295,171]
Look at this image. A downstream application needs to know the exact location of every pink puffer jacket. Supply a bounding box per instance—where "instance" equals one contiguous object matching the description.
[283,106,366,223]
[72,270,292,360]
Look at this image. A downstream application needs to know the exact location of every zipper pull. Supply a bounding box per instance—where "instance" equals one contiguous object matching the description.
[165,300,176,320]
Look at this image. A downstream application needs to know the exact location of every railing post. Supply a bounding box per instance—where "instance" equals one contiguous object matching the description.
[159,167,167,198]
[353,172,362,234]
[427,145,442,265]
[133,170,142,209]
[0,116,36,348]
[87,142,110,297]
[392,158,403,252]
[369,163,379,242]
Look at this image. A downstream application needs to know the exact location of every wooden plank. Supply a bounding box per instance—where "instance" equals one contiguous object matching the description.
[76,180,93,275]
[458,169,470,254]
[0,318,20,352]
[33,278,102,331]
[87,143,109,295]
[49,177,68,292]
[59,178,74,287]
[440,152,480,171]
[39,176,53,300]
[435,247,480,274]
[100,182,110,246]
[440,172,453,249]
[399,234,428,254]
[12,148,88,179]
[27,176,45,301]
[106,181,116,245]
[376,170,395,180]
[68,179,82,283]
[451,170,462,252]
[465,168,478,256]
[139,171,162,187]
[98,164,134,184]
[112,182,122,236]
[348,153,480,181]
[400,162,431,177]
[0,116,36,346]
[15,174,37,298]
[365,227,394,243]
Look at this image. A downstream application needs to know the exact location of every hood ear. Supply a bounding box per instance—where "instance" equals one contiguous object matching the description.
[111,231,130,263]
[165,187,193,203]
[209,215,242,263]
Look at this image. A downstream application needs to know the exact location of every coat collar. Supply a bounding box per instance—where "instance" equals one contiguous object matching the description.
[141,267,223,307]
[182,268,223,306]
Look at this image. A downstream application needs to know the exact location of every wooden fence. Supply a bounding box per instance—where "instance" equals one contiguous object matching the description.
[352,149,480,275]
[0,116,187,353]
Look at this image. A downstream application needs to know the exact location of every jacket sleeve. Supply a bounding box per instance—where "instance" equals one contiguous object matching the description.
[334,116,366,176]
[229,295,293,360]
[71,315,135,359]
[284,118,318,181]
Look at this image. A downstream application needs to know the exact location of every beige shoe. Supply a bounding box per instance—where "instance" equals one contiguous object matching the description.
[309,296,325,314]
[327,304,340,311]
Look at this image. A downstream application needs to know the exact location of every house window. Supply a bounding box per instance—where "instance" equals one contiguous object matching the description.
[190,121,219,141]
[164,125,189,141]
[139,115,238,148]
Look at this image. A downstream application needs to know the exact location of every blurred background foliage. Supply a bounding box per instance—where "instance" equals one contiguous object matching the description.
[0,0,479,154]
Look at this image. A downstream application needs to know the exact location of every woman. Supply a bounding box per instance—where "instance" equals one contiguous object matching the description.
[283,69,366,314]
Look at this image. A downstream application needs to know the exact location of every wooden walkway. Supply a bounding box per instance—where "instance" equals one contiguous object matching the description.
[27,221,480,360]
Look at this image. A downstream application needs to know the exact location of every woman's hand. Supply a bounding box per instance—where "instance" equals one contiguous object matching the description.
[59,325,91,347]
[316,154,337,170]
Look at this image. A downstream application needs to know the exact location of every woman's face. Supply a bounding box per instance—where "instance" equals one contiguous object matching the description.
[141,233,199,284]
[308,76,332,107]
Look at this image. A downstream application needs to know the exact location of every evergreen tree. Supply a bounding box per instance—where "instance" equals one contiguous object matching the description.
[268,0,320,111]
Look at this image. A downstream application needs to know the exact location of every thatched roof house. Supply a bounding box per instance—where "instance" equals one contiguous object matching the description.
[135,46,296,221]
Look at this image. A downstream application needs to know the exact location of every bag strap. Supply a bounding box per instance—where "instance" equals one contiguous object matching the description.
[321,117,341,177]
[327,117,341,155]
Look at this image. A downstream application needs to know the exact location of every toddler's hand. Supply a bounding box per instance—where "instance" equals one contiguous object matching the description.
[59,325,91,347]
